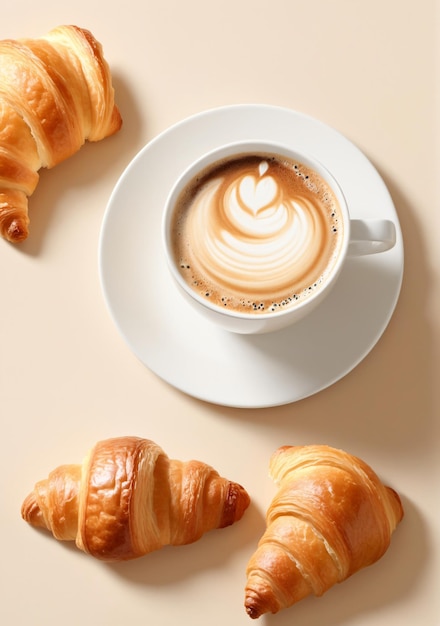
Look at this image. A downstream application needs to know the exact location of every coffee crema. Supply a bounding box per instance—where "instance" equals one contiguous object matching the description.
[170,153,344,314]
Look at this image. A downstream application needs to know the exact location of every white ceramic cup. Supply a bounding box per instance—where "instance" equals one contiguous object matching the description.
[162,141,396,334]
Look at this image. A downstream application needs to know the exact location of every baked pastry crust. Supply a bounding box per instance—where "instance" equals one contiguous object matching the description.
[0,25,122,242]
[21,436,250,561]
[244,445,403,618]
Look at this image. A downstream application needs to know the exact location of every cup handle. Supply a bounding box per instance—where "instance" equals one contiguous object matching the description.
[348,219,396,256]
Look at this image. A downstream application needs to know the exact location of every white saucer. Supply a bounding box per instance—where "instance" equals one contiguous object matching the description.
[98,104,403,408]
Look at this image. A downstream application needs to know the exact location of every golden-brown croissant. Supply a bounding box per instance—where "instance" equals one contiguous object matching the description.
[21,436,250,562]
[0,25,122,243]
[244,445,403,619]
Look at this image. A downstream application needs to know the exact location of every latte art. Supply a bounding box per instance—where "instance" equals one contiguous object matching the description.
[171,154,343,314]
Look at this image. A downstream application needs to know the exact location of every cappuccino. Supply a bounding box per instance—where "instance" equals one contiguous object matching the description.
[169,152,344,315]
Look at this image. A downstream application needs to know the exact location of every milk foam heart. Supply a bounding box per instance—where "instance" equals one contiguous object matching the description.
[171,153,344,314]
[238,171,278,215]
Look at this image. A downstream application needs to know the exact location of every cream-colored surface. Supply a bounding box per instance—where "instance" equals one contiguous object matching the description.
[1,1,438,624]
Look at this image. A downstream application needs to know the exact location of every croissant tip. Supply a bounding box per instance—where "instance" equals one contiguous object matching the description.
[21,492,45,528]
[244,587,269,619]
[5,218,29,243]
[245,602,262,619]
[220,482,251,527]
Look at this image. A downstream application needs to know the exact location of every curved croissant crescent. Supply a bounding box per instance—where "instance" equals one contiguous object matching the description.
[244,445,404,619]
[0,25,122,243]
[21,436,250,561]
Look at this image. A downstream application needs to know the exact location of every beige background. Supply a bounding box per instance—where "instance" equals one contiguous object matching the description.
[1,1,439,624]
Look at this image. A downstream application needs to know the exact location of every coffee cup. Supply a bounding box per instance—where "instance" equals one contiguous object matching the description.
[162,141,396,334]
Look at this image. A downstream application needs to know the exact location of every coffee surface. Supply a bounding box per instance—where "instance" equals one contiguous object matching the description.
[171,153,344,314]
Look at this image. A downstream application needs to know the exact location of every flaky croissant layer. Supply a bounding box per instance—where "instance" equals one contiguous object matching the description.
[244,445,404,619]
[0,25,122,242]
[21,436,250,561]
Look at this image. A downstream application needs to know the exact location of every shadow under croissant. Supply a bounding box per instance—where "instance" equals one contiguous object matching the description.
[24,491,426,621]
[24,497,263,587]
[45,493,425,622]
[106,499,263,586]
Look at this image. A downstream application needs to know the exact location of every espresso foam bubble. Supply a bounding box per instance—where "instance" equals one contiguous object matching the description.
[171,153,344,314]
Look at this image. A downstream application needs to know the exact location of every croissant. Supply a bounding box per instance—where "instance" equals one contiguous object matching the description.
[0,25,122,243]
[21,436,250,562]
[244,445,404,619]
